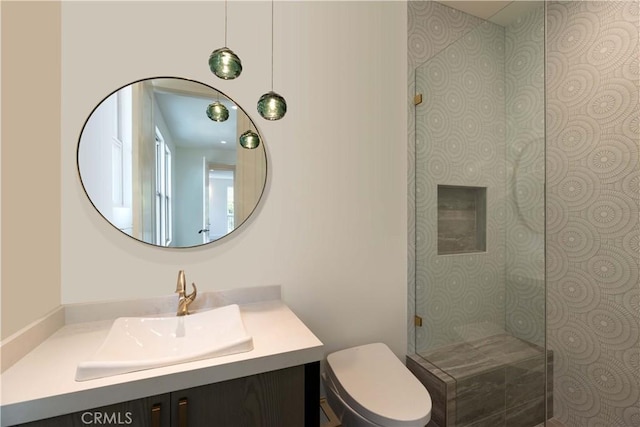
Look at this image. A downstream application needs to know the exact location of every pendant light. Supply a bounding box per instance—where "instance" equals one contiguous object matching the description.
[257,0,287,120]
[206,101,229,121]
[206,92,229,122]
[209,0,242,80]
[239,130,260,149]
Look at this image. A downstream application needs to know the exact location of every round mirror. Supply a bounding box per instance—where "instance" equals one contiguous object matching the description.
[77,77,267,248]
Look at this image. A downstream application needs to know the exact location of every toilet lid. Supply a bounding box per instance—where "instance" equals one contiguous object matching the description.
[326,343,431,427]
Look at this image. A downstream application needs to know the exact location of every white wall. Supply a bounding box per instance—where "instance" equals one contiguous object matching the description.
[174,147,207,247]
[61,1,408,357]
[209,173,233,240]
[77,93,115,220]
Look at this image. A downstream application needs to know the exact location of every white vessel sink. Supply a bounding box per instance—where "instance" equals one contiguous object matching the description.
[75,304,253,381]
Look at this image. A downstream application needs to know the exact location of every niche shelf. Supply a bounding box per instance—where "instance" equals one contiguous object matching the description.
[437,185,487,255]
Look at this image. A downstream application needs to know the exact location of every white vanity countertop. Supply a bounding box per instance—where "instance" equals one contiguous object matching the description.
[0,288,324,426]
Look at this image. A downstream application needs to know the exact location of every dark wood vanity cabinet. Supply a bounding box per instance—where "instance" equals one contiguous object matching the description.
[170,363,319,427]
[20,363,319,427]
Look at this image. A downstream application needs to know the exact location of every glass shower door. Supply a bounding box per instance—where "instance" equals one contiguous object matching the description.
[414,3,547,426]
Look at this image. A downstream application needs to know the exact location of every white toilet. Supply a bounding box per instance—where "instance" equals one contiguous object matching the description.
[322,343,432,427]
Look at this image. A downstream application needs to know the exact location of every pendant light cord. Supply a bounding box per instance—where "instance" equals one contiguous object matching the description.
[224,0,228,47]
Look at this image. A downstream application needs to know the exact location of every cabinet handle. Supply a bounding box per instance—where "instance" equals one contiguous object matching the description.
[178,398,188,427]
[150,403,162,427]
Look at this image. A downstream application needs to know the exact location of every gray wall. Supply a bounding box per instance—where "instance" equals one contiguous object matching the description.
[2,1,62,341]
[546,1,639,425]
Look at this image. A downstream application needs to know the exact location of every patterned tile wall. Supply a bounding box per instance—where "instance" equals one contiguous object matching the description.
[409,1,639,426]
[546,2,640,426]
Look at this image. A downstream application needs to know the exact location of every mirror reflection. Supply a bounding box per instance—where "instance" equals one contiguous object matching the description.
[77,77,267,248]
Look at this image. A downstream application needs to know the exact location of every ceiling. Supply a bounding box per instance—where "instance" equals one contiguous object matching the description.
[152,79,237,151]
[436,1,541,26]
[436,1,512,20]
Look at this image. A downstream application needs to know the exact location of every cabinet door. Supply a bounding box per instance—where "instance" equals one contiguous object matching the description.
[20,394,171,427]
[171,366,305,427]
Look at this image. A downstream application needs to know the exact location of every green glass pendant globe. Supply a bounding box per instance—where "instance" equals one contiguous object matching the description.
[239,130,260,149]
[209,47,242,80]
[257,91,287,120]
[206,101,229,122]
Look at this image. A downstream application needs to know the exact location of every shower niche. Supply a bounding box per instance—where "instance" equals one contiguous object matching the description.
[437,185,486,255]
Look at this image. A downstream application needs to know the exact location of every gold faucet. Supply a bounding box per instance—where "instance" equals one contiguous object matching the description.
[175,270,197,316]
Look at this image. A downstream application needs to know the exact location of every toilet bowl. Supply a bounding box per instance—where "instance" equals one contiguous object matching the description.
[322,343,432,427]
